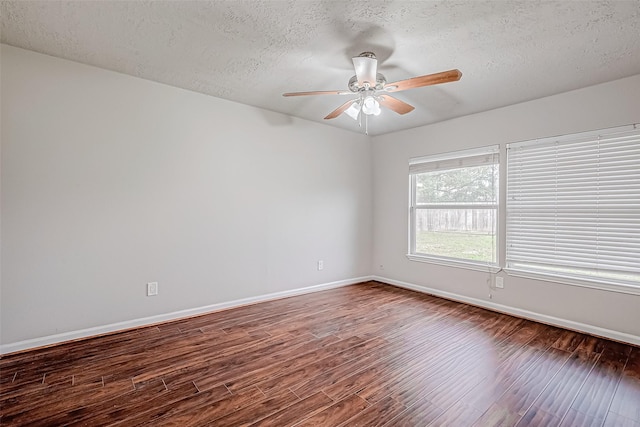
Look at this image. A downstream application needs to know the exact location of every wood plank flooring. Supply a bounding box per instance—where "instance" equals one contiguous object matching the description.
[1,281,639,426]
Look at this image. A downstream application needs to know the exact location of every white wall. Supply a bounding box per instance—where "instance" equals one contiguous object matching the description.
[2,43,639,351]
[0,45,372,347]
[371,74,640,341]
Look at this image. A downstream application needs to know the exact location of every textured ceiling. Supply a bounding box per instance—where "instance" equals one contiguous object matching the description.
[2,1,640,136]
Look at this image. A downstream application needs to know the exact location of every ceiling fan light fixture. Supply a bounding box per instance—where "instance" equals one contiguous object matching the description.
[344,101,362,120]
[362,96,381,116]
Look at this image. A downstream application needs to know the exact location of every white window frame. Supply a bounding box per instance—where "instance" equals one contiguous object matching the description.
[505,124,640,295]
[407,145,500,272]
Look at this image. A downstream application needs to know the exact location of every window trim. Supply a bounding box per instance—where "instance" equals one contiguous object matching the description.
[408,145,500,270]
[407,253,502,273]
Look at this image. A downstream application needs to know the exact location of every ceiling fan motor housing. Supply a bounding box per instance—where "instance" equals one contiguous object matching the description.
[348,73,387,92]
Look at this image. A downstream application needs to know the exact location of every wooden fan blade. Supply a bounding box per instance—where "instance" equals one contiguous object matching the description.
[324,100,356,120]
[378,95,415,115]
[283,90,351,97]
[384,69,462,92]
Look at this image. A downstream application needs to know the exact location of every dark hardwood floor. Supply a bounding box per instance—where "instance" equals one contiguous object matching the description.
[1,281,638,426]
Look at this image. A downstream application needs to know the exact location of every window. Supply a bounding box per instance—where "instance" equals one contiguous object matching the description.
[408,146,499,270]
[506,124,640,292]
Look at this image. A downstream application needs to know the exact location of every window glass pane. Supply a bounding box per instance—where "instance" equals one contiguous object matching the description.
[415,165,498,205]
[414,208,497,262]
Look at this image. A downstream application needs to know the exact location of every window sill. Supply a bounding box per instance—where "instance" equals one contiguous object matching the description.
[406,254,501,273]
[504,268,640,296]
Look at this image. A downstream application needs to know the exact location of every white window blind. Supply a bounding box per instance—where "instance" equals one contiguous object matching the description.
[506,124,640,291]
[409,146,500,174]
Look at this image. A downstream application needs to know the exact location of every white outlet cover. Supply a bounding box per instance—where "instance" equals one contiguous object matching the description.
[147,282,158,296]
[495,277,504,289]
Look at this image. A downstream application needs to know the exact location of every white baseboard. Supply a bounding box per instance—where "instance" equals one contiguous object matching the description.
[372,275,640,347]
[0,276,372,355]
[4,274,636,355]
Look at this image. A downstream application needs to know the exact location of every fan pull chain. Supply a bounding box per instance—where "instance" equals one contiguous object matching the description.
[365,113,369,135]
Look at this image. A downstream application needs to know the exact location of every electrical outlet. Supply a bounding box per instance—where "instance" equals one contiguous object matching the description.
[147,282,158,296]
[317,260,324,271]
[495,277,504,289]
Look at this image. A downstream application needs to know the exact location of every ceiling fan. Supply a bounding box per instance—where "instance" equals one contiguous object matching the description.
[283,52,462,133]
